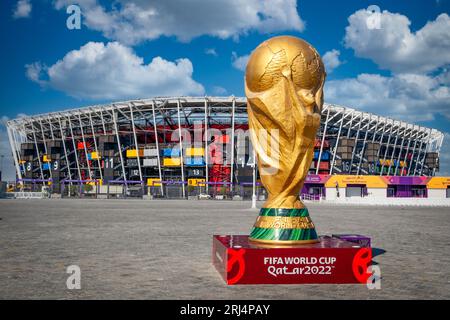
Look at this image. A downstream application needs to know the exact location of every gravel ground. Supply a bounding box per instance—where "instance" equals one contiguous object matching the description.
[0,199,449,299]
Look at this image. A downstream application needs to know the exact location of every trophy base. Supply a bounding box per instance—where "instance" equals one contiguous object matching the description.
[212,234,372,285]
[249,208,319,244]
[248,237,320,247]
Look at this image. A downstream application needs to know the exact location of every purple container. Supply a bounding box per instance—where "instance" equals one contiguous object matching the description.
[332,234,371,248]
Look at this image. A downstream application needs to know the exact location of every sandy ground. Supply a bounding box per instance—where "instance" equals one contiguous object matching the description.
[0,199,449,299]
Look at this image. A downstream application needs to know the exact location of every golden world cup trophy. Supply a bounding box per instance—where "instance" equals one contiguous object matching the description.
[213,35,376,285]
[245,35,326,246]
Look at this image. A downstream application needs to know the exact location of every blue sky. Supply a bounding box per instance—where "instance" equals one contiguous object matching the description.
[0,0,449,180]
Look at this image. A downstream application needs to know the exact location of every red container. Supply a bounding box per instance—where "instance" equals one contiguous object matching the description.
[314,161,329,170]
[314,139,330,149]
[219,135,230,144]
[77,142,85,150]
[210,147,224,164]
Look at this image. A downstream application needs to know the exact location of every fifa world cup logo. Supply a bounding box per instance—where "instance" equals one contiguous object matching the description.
[245,36,326,245]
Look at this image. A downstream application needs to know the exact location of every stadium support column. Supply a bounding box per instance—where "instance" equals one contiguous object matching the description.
[407,127,420,176]
[401,126,413,177]
[380,120,395,176]
[316,106,330,175]
[68,116,82,181]
[376,118,388,171]
[346,110,355,139]
[12,126,24,170]
[349,112,363,174]
[412,128,426,176]
[78,114,93,181]
[89,112,103,182]
[393,124,408,175]
[100,110,107,134]
[151,101,164,196]
[370,115,380,149]
[58,117,73,183]
[330,107,345,174]
[357,114,372,175]
[47,117,55,141]
[418,128,432,176]
[11,125,25,181]
[46,117,58,182]
[39,119,53,182]
[230,97,236,193]
[31,123,45,182]
[387,123,401,175]
[6,124,23,182]
[112,106,127,187]
[432,134,444,176]
[433,133,445,176]
[204,98,209,194]
[129,104,143,183]
[176,100,186,198]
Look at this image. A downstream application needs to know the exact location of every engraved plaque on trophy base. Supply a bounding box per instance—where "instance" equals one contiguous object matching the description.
[212,235,372,285]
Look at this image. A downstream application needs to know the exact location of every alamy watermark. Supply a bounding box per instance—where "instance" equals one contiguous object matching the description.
[66,265,81,289]
[66,4,81,30]
[366,5,381,30]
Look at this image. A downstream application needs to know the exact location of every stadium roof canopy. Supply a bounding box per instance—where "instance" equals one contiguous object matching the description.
[7,96,444,144]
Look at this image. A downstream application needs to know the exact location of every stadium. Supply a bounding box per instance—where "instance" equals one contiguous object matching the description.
[5,96,448,201]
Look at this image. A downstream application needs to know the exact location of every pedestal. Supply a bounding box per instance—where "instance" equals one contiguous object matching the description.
[212,235,372,285]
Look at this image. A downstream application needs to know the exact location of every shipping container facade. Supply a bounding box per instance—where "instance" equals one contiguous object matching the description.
[5,97,444,197]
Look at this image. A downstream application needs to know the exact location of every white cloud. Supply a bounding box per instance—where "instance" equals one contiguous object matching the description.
[322,49,342,73]
[13,0,32,19]
[26,41,205,100]
[53,0,304,45]
[212,86,227,95]
[325,72,450,122]
[344,10,450,74]
[25,62,47,86]
[205,48,218,57]
[231,52,250,71]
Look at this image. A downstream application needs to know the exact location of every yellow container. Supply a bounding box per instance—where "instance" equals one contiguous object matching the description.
[91,151,101,160]
[147,178,162,187]
[188,178,206,186]
[163,158,181,166]
[43,155,50,162]
[186,147,205,157]
[126,149,144,158]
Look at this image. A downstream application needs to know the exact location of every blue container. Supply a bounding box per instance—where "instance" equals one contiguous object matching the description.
[163,148,181,157]
[43,163,50,170]
[321,151,330,161]
[185,157,205,166]
[87,153,92,161]
[313,151,330,161]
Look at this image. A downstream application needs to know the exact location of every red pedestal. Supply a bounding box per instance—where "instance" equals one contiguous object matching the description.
[212,235,372,285]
